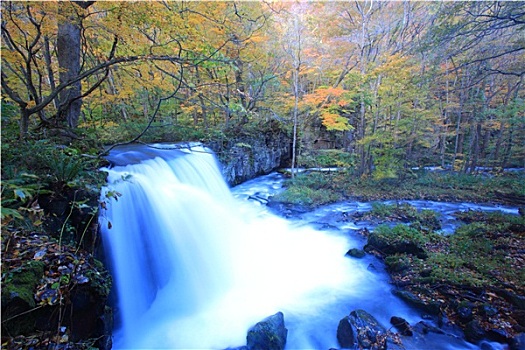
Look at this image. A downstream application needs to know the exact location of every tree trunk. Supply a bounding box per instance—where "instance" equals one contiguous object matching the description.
[501,128,514,170]
[57,15,82,128]
[43,36,58,109]
[492,123,504,170]
[57,3,84,129]
[20,107,29,138]
[291,66,299,179]
[469,122,482,173]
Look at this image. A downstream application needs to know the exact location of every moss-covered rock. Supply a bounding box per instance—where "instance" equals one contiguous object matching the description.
[246,312,288,350]
[1,231,112,349]
[364,224,433,259]
[345,248,366,259]
[2,260,44,307]
[363,211,525,346]
[1,260,45,334]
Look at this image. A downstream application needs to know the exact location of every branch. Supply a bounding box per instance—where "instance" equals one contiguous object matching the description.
[26,54,185,115]
[1,71,27,107]
[102,41,185,155]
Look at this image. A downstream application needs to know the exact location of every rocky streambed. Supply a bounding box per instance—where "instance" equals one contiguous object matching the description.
[233,172,525,350]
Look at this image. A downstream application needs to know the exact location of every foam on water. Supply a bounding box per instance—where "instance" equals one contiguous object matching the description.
[101,144,503,349]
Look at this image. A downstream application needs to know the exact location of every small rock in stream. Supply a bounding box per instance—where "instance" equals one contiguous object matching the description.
[464,320,486,343]
[390,316,413,336]
[337,309,387,349]
[345,248,366,258]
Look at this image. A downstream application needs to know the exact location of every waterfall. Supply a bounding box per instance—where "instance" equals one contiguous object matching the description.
[100,144,385,349]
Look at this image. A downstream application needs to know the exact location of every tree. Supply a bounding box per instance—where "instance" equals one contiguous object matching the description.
[2,2,126,139]
[57,1,95,129]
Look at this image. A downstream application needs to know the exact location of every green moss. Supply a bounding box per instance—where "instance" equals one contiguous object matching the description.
[2,261,45,308]
[385,254,412,272]
[280,166,524,205]
[272,185,342,207]
[297,149,355,168]
[373,224,439,247]
[85,259,112,297]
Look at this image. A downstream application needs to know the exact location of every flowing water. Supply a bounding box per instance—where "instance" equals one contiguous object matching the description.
[101,144,516,349]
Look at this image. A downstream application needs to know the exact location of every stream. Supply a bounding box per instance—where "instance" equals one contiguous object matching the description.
[101,145,518,349]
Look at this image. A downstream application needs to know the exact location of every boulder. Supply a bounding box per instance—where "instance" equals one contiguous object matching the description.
[365,233,427,259]
[346,248,366,258]
[1,235,113,350]
[246,312,288,350]
[1,261,45,335]
[412,321,445,335]
[337,309,387,349]
[509,333,525,350]
[209,125,291,186]
[456,301,475,322]
[464,320,486,343]
[390,316,413,336]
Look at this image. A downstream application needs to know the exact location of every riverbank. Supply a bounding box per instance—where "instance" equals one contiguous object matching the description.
[268,170,525,349]
[273,168,525,208]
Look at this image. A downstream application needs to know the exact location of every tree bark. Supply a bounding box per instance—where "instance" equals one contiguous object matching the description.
[57,5,82,128]
[57,1,94,129]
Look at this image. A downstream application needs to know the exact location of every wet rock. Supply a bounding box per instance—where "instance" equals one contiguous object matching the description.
[412,321,445,335]
[513,310,525,327]
[365,232,427,259]
[386,338,406,350]
[337,309,387,349]
[210,127,291,186]
[1,261,45,334]
[509,333,525,350]
[464,320,486,343]
[392,290,441,315]
[266,201,310,218]
[480,341,498,350]
[346,248,366,259]
[246,312,287,350]
[495,288,525,310]
[1,234,112,349]
[390,316,413,336]
[487,328,512,344]
[456,301,475,322]
[479,304,498,317]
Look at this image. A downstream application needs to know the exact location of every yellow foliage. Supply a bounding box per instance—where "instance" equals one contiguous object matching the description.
[321,110,351,132]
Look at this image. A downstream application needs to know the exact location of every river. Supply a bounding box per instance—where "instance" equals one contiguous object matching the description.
[101,144,516,349]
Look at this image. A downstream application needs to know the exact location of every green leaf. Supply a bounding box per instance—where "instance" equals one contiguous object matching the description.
[1,207,24,220]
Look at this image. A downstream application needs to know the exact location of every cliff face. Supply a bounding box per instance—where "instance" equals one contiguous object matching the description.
[208,126,291,186]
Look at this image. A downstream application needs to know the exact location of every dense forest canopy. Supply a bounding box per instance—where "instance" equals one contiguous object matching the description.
[2,1,524,178]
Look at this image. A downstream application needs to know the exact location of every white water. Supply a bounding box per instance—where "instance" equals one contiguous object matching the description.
[101,144,502,350]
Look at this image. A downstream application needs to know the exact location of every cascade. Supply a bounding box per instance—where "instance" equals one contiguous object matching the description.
[101,143,378,349]
[101,144,488,350]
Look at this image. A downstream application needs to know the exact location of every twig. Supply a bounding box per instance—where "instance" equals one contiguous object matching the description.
[1,305,45,323]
